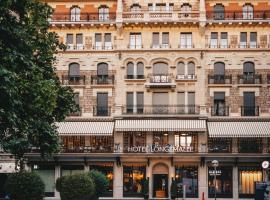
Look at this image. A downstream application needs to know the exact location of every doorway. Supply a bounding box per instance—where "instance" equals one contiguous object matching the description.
[153,174,168,198]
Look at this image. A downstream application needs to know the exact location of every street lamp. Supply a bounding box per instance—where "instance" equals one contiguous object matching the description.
[212,160,219,200]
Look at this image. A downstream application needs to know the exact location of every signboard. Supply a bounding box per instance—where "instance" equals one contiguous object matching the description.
[125,145,193,153]
[208,169,222,176]
[255,182,270,200]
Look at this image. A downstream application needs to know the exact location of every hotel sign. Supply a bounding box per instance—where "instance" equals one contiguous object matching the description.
[122,145,193,153]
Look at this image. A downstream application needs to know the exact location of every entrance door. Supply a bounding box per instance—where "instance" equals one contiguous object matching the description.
[153,174,168,198]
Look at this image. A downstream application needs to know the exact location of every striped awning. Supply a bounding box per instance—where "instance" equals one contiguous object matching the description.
[115,120,206,132]
[56,122,114,136]
[208,122,270,138]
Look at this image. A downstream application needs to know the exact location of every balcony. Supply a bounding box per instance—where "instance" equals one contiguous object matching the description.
[62,75,86,85]
[211,106,229,116]
[151,44,171,49]
[61,146,113,153]
[93,44,113,50]
[93,106,111,117]
[208,75,232,84]
[206,11,270,22]
[176,74,197,81]
[66,44,85,51]
[91,75,115,85]
[145,74,176,88]
[122,10,199,23]
[122,105,200,115]
[238,74,262,84]
[49,13,116,25]
[241,106,259,116]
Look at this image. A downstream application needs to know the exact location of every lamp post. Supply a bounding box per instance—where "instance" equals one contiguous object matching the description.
[212,160,219,200]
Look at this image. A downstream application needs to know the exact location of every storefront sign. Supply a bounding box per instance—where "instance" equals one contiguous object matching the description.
[125,145,193,153]
[209,169,222,176]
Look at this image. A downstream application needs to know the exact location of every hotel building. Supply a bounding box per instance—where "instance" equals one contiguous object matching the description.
[1,0,270,199]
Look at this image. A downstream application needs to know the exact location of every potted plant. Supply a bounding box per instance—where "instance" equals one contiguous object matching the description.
[142,178,149,200]
[170,178,177,200]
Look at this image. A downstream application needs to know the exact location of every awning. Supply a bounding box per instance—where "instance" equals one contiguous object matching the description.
[56,122,114,136]
[115,120,206,132]
[208,122,270,138]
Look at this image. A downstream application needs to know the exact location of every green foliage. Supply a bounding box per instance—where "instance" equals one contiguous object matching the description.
[4,172,45,200]
[89,170,109,199]
[170,178,178,199]
[56,173,95,200]
[0,0,77,165]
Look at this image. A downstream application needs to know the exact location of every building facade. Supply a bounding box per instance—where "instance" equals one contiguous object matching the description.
[1,0,270,199]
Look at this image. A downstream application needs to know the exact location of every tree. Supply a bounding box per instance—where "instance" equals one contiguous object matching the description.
[5,172,45,200]
[0,0,77,169]
[89,170,109,199]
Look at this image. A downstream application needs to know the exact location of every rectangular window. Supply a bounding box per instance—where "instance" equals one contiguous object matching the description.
[104,33,112,50]
[95,33,102,50]
[75,34,83,50]
[239,166,263,198]
[243,92,255,116]
[208,138,232,153]
[210,32,218,48]
[126,92,134,113]
[66,34,74,49]
[180,33,192,48]
[213,92,226,116]
[240,32,247,48]
[153,132,168,146]
[123,132,146,152]
[130,33,142,49]
[136,92,144,113]
[208,167,233,198]
[174,133,197,152]
[97,93,109,116]
[152,92,169,114]
[175,166,198,198]
[250,32,257,48]
[238,138,262,153]
[152,32,160,48]
[123,165,146,197]
[177,92,185,113]
[188,92,195,114]
[162,32,169,48]
[220,32,228,48]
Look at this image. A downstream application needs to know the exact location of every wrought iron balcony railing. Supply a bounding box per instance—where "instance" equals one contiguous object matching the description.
[123,105,200,115]
[61,146,113,153]
[238,74,262,84]
[208,75,232,84]
[241,106,259,116]
[148,74,173,83]
[50,13,116,23]
[206,11,270,21]
[211,106,229,116]
[176,74,197,80]
[125,75,145,79]
[62,75,86,85]
[91,75,115,85]
[93,106,111,117]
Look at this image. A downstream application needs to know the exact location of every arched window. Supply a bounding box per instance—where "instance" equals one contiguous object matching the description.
[243,62,255,77]
[181,3,192,12]
[70,6,80,21]
[68,63,80,84]
[243,4,253,19]
[177,62,185,75]
[99,5,109,21]
[130,4,141,12]
[126,62,134,79]
[187,62,195,78]
[152,62,169,83]
[214,4,225,20]
[137,62,144,79]
[97,63,109,84]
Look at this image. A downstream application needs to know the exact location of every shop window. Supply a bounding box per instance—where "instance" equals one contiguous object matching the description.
[208,167,233,198]
[90,164,114,197]
[33,164,55,197]
[61,165,84,176]
[124,132,146,152]
[239,166,262,198]
[174,133,197,152]
[238,138,262,153]
[208,138,232,153]
[123,164,146,197]
[175,166,198,198]
[153,132,168,146]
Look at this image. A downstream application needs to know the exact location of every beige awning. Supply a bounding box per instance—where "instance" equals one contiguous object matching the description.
[208,122,270,138]
[56,122,114,136]
[115,120,206,132]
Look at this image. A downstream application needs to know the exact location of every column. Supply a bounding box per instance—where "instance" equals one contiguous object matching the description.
[233,166,239,199]
[113,162,123,199]
[199,164,207,200]
[55,165,61,199]
[116,0,123,24]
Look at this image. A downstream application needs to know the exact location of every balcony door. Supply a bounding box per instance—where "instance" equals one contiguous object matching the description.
[213,4,224,20]
[243,92,255,116]
[152,93,168,114]
[243,62,255,83]
[97,63,108,84]
[68,63,80,84]
[153,62,169,83]
[214,62,225,84]
[213,92,226,116]
[97,93,108,116]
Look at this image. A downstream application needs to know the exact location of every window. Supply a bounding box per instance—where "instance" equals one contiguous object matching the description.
[180,33,192,48]
[152,92,169,114]
[187,62,195,77]
[152,32,160,48]
[97,63,109,84]
[208,167,233,198]
[99,5,109,21]
[123,165,146,197]
[129,33,142,49]
[213,4,224,20]
[181,3,192,12]
[126,62,144,79]
[69,93,80,116]
[243,62,255,83]
[250,32,257,48]
[126,92,134,113]
[130,4,141,12]
[175,166,198,198]
[243,4,253,19]
[240,32,247,48]
[174,133,197,152]
[153,62,168,75]
[148,3,155,11]
[66,34,74,49]
[68,63,80,83]
[213,62,225,83]
[95,33,102,50]
[238,138,262,153]
[75,34,83,50]
[210,32,218,48]
[104,33,112,49]
[126,62,134,79]
[136,92,144,113]
[239,166,262,198]
[188,92,195,114]
[213,92,227,116]
[208,138,232,153]
[33,165,55,197]
[162,32,169,48]
[126,92,144,114]
[96,93,109,116]
[153,132,168,146]
[70,6,80,21]
[243,92,256,116]
[124,132,146,152]
[220,32,228,48]
[156,3,166,11]
[137,62,144,79]
[177,62,185,79]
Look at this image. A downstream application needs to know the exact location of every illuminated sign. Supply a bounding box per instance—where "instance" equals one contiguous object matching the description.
[124,145,193,153]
